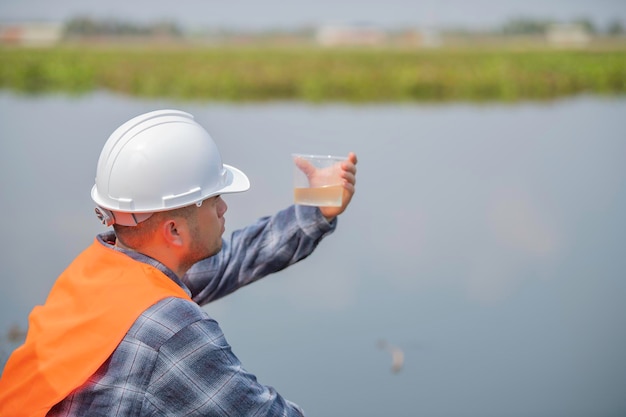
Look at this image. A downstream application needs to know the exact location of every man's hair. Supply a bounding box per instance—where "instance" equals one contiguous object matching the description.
[113,204,197,249]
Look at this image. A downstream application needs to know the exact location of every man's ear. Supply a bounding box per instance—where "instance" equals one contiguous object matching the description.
[161,219,185,247]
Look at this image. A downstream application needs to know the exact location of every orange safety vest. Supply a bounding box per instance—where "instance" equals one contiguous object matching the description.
[0,238,192,417]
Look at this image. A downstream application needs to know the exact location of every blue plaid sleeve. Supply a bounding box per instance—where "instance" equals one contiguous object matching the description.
[141,299,306,417]
[183,204,336,305]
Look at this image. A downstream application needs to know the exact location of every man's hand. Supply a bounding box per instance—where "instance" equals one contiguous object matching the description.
[294,152,358,221]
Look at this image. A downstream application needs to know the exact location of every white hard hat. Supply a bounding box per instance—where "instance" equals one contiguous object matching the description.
[91,109,250,226]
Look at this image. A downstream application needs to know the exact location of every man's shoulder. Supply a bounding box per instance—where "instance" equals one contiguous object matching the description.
[127,297,210,350]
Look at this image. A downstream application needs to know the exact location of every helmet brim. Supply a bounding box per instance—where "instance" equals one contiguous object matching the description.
[219,163,251,196]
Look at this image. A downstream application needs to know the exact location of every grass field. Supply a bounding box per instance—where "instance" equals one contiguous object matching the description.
[1,44,625,102]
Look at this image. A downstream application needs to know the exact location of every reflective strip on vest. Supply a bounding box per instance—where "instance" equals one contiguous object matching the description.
[0,238,191,416]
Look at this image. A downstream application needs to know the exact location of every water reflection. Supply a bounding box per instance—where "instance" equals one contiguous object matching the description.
[0,324,26,370]
[377,339,405,373]
[1,92,625,417]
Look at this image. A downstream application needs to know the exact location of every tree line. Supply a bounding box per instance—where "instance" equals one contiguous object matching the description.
[62,16,625,38]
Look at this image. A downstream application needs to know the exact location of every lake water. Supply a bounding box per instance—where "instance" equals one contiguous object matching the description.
[1,91,625,417]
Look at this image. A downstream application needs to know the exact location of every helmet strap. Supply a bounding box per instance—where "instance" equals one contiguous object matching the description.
[94,206,153,227]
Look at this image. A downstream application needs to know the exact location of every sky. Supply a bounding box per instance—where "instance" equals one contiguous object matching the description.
[0,0,625,31]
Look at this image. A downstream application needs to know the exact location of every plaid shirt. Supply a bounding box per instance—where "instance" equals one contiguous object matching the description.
[47,205,335,417]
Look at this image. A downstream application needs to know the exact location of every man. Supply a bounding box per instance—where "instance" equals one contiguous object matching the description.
[0,109,358,416]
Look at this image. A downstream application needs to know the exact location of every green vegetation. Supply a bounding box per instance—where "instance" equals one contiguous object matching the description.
[1,45,625,102]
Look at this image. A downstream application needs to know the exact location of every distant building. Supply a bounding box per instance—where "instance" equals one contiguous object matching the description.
[0,22,63,46]
[419,29,442,48]
[546,24,591,47]
[386,28,442,48]
[316,24,387,47]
